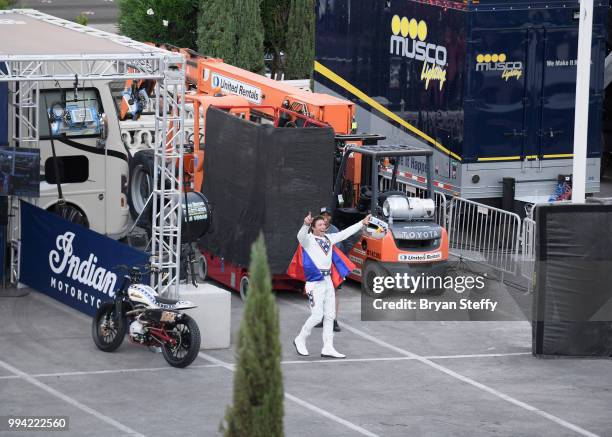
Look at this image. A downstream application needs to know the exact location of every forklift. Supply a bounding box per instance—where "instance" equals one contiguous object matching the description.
[331,144,449,296]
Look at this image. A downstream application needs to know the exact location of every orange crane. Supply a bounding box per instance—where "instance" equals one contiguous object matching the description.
[124,45,383,211]
[122,45,409,296]
[162,46,356,134]
[152,46,383,200]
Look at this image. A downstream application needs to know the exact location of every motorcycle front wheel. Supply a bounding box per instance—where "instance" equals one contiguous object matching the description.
[162,314,201,368]
[92,302,126,352]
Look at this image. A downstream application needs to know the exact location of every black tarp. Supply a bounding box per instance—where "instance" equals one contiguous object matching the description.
[199,107,335,274]
[533,203,612,357]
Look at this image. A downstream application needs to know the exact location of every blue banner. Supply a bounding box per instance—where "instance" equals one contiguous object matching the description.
[20,201,149,316]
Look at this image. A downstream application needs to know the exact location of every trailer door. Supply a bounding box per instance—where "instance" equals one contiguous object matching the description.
[538,27,579,159]
[467,29,531,161]
[539,26,603,160]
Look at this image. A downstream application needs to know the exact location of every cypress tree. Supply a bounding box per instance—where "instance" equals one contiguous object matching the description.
[284,0,315,80]
[118,0,199,49]
[261,0,291,78]
[197,0,238,65]
[234,0,266,73]
[221,234,284,437]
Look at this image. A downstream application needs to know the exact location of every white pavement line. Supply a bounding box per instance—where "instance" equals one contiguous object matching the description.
[283,392,378,437]
[0,359,146,437]
[280,352,531,365]
[198,352,379,437]
[425,352,532,359]
[0,364,220,380]
[281,299,600,437]
[28,363,221,379]
[281,356,412,365]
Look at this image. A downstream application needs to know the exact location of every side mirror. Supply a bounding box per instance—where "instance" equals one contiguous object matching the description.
[97,113,108,148]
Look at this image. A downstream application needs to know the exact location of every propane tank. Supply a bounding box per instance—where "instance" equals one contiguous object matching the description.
[383,196,435,220]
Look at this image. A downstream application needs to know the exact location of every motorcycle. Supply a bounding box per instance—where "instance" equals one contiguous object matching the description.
[92,265,201,368]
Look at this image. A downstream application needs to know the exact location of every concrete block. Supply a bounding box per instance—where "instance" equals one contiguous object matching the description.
[180,283,231,350]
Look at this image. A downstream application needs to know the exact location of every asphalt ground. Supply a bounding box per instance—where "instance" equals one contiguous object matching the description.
[1,181,610,436]
[0,273,611,437]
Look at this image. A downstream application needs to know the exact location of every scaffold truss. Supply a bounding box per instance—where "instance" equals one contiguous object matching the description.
[0,9,185,297]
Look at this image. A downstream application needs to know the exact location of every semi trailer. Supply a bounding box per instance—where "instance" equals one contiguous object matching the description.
[315,0,609,207]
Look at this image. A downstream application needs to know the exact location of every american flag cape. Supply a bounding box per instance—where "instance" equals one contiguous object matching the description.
[286,244,356,289]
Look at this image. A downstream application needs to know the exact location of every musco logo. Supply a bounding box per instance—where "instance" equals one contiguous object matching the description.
[475,53,523,81]
[389,15,447,90]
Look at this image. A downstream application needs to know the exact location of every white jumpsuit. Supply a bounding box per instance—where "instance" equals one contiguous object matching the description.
[296,221,363,349]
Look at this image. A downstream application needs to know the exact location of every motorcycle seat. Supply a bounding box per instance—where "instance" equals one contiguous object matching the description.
[155,296,180,306]
[153,295,197,310]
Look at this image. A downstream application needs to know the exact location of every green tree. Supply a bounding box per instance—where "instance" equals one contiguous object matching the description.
[221,235,284,437]
[0,0,15,9]
[261,0,290,78]
[284,0,315,80]
[234,0,266,73]
[197,0,237,65]
[118,0,199,49]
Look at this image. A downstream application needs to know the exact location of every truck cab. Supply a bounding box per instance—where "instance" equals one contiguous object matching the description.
[7,78,130,237]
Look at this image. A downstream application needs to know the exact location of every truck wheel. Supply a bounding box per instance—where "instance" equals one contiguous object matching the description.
[196,252,207,283]
[362,261,391,298]
[48,204,89,228]
[239,275,249,301]
[127,149,154,221]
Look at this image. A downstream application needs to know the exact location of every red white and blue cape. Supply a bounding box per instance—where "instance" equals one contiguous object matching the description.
[287,244,356,289]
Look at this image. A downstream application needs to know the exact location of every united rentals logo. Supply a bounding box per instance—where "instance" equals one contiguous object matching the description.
[211,73,263,104]
[475,53,523,81]
[389,15,447,90]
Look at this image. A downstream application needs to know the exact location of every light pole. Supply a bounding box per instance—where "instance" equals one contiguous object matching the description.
[572,0,594,204]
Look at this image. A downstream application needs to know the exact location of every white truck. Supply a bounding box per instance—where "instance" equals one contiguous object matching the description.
[0,9,186,239]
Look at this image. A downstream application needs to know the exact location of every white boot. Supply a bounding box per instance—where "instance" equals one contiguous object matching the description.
[321,339,346,359]
[293,335,309,356]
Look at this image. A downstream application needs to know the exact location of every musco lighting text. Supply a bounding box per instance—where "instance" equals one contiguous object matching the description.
[389,15,447,90]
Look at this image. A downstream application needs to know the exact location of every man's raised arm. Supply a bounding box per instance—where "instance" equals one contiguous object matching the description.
[297,212,313,245]
[328,214,371,244]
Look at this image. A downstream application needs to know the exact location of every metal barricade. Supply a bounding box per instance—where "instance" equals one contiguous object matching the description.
[447,197,522,274]
[379,176,447,225]
[520,217,536,282]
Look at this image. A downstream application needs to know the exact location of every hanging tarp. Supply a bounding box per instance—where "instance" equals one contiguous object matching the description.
[199,107,335,274]
[533,203,612,357]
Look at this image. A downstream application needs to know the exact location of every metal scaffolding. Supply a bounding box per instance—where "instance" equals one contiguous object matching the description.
[0,9,185,297]
[7,79,39,284]
[151,64,185,298]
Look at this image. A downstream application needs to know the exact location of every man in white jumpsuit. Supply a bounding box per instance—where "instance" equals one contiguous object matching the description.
[293,212,370,358]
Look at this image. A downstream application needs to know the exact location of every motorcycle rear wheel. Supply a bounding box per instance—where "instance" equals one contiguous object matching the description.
[162,314,201,368]
[92,302,126,352]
